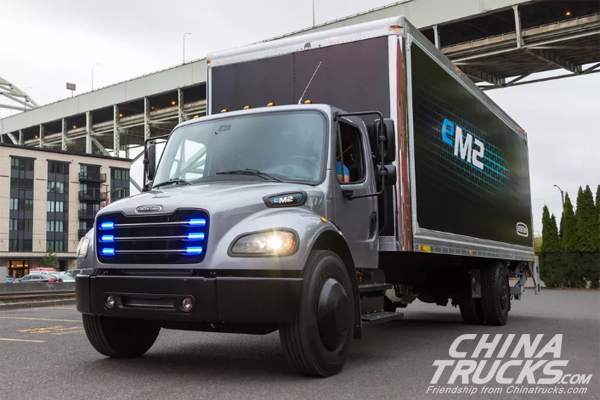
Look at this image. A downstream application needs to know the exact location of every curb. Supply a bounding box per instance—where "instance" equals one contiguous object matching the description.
[0,298,76,311]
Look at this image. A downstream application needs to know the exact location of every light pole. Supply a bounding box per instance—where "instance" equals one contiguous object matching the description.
[554,184,565,208]
[91,63,100,90]
[183,32,192,64]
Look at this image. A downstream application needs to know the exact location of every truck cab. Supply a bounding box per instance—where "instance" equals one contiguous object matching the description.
[77,104,396,377]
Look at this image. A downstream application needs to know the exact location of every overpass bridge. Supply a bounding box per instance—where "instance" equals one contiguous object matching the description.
[1,0,598,190]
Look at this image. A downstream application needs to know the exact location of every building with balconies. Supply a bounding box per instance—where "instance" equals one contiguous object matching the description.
[0,143,130,278]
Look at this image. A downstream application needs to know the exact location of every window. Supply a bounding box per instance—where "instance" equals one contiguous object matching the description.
[10,198,18,210]
[24,199,33,210]
[24,219,33,232]
[47,181,64,193]
[9,239,18,251]
[9,219,17,230]
[335,122,365,184]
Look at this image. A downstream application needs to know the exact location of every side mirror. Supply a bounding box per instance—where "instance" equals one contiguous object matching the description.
[375,118,396,163]
[379,164,397,186]
[143,142,156,187]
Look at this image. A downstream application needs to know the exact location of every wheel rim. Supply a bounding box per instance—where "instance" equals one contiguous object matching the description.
[317,278,351,351]
[498,275,509,311]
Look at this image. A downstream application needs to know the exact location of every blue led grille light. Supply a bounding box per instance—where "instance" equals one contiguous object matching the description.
[189,219,206,226]
[186,247,203,254]
[100,222,115,230]
[187,233,205,240]
[100,235,114,242]
[100,248,115,256]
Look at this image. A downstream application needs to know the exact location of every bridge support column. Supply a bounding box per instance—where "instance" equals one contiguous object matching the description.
[61,118,67,151]
[433,24,440,49]
[177,88,184,124]
[86,111,92,154]
[113,105,120,157]
[143,97,150,141]
[39,125,45,148]
[18,129,23,145]
[513,5,523,48]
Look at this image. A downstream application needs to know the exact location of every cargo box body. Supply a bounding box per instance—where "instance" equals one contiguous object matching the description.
[207,16,534,262]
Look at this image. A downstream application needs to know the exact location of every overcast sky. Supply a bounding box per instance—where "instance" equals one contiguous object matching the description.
[1,0,599,234]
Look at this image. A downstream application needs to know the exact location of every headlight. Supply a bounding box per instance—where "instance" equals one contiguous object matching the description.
[231,230,297,256]
[76,236,90,258]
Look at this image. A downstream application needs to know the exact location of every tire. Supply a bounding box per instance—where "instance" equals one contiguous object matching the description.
[480,261,510,326]
[459,297,484,325]
[82,314,160,358]
[279,250,355,377]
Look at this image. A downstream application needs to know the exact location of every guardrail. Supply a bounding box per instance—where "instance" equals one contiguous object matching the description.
[0,282,75,293]
[0,290,75,303]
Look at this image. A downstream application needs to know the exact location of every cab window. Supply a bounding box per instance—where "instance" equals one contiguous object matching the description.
[336,122,365,184]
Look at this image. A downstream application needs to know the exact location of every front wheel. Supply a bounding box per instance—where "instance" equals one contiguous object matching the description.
[82,314,160,358]
[279,250,355,377]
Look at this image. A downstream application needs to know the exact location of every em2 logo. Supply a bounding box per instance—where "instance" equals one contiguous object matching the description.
[441,119,485,170]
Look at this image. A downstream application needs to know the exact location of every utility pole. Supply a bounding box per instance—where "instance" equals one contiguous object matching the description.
[183,32,192,64]
[312,0,316,26]
[554,184,565,208]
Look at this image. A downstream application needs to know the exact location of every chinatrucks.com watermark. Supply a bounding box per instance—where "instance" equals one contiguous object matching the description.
[426,334,593,395]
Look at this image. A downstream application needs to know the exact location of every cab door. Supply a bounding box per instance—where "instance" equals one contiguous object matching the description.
[332,119,378,269]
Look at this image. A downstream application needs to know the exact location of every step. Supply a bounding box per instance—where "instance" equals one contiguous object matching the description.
[358,282,392,294]
[361,311,404,324]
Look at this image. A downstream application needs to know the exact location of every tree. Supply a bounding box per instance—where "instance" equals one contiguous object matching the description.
[561,194,578,251]
[576,185,598,252]
[541,206,560,251]
[540,206,563,287]
[40,248,59,270]
[596,185,600,248]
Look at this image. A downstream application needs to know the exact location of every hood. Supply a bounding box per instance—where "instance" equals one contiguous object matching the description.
[98,181,326,218]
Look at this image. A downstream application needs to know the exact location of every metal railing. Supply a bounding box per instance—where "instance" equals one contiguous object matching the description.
[79,172,106,182]
[79,190,106,201]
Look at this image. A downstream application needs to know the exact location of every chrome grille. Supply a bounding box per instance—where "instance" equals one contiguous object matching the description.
[96,209,209,264]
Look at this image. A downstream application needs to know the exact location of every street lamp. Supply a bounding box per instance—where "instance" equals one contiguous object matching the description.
[183,32,192,64]
[553,184,565,208]
[91,63,100,90]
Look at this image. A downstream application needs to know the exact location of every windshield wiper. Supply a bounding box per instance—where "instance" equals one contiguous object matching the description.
[216,169,283,182]
[153,178,192,189]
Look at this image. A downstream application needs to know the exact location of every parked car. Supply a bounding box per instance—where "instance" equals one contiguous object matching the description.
[4,276,14,283]
[64,269,82,278]
[15,273,59,283]
[49,272,75,282]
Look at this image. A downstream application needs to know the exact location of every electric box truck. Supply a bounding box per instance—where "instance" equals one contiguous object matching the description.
[76,17,540,377]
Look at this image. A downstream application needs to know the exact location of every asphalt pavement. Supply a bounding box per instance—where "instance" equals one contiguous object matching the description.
[0,289,598,400]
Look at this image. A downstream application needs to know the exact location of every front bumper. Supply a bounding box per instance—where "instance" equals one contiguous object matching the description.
[76,273,303,324]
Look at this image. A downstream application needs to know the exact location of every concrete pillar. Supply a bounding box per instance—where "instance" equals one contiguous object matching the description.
[177,88,184,124]
[86,111,92,154]
[513,5,523,48]
[113,104,120,157]
[18,129,23,145]
[433,24,440,49]
[61,118,67,151]
[39,125,45,148]
[143,97,151,141]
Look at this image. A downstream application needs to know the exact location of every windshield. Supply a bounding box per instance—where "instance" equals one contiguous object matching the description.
[153,110,326,187]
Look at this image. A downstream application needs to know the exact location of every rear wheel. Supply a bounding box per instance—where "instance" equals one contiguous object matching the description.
[480,261,510,326]
[82,314,160,358]
[279,250,354,377]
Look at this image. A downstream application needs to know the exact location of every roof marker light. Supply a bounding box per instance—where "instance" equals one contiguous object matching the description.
[244,105,250,109]
[188,233,205,240]
[100,235,114,242]
[100,248,115,256]
[186,247,203,254]
[189,219,206,226]
[100,222,115,230]
[267,102,274,106]
[221,109,227,113]
[304,100,312,104]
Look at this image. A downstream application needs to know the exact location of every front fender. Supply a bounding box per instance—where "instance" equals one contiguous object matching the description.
[206,207,342,272]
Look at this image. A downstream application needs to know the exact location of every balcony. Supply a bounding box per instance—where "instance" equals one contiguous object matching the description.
[79,190,106,202]
[78,209,98,220]
[79,172,106,182]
